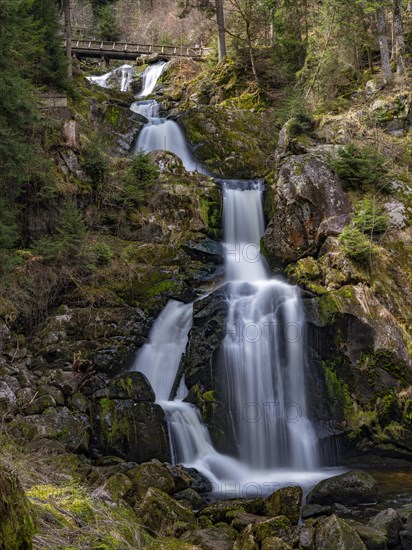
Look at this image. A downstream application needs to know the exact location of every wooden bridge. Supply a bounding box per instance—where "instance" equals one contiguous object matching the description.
[66,39,207,60]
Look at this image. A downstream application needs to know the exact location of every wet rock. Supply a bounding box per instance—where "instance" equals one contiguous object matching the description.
[183,237,223,264]
[307,470,378,506]
[263,486,303,524]
[233,524,257,550]
[180,524,237,550]
[264,152,351,267]
[302,503,332,519]
[230,510,271,531]
[181,467,213,493]
[315,514,367,549]
[0,464,35,549]
[137,487,196,537]
[369,508,402,548]
[126,461,175,499]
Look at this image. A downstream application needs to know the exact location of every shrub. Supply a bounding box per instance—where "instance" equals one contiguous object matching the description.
[339,226,375,265]
[92,242,113,266]
[353,197,389,235]
[81,143,109,188]
[328,143,387,191]
[288,112,314,137]
[121,152,159,206]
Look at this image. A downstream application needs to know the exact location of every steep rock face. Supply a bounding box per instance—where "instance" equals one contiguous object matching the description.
[179,105,278,178]
[264,152,351,266]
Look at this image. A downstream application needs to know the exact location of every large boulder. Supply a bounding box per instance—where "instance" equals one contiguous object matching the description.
[315,514,367,550]
[126,461,175,499]
[307,470,378,506]
[264,152,351,267]
[0,464,35,550]
[90,393,169,463]
[263,486,303,524]
[200,497,264,524]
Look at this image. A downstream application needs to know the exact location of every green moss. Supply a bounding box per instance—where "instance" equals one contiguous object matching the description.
[0,465,35,550]
[322,361,352,417]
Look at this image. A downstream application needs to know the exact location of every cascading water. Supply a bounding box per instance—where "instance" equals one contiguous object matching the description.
[87,64,134,92]
[90,60,340,495]
[219,180,319,470]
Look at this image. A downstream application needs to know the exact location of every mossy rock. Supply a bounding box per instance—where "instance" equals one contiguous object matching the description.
[126,462,175,500]
[252,515,292,544]
[200,497,264,524]
[315,514,366,550]
[263,486,303,524]
[180,524,237,550]
[307,470,378,506]
[0,464,35,550]
[136,487,196,537]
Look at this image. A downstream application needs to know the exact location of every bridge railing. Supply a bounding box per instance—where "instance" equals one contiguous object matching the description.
[65,39,206,57]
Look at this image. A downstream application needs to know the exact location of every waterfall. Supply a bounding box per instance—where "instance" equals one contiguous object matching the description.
[89,61,340,495]
[220,180,319,470]
[87,64,134,92]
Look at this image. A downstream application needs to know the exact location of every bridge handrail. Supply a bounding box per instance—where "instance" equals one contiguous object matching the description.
[65,39,205,56]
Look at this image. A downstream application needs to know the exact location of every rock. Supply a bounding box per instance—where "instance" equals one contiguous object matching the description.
[94,372,155,402]
[302,503,332,519]
[315,514,367,550]
[231,511,271,531]
[369,508,402,548]
[261,537,293,550]
[263,486,303,524]
[180,524,237,550]
[400,529,412,550]
[126,462,175,499]
[264,152,351,267]
[0,381,17,416]
[90,397,169,464]
[174,488,206,510]
[136,487,196,537]
[347,521,387,550]
[98,473,133,501]
[299,525,315,550]
[384,202,407,230]
[200,497,264,524]
[307,470,378,506]
[10,408,90,453]
[182,467,213,493]
[0,464,35,550]
[183,237,223,264]
[149,150,186,175]
[252,516,292,544]
[233,524,257,550]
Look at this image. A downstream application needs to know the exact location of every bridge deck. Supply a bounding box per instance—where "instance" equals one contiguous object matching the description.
[66,39,205,59]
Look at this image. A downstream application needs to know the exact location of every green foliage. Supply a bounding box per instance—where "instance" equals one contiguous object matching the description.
[32,201,87,263]
[31,0,68,89]
[288,112,314,137]
[98,5,121,41]
[121,152,159,206]
[377,390,401,427]
[339,225,375,264]
[92,242,113,266]
[81,143,109,187]
[352,196,389,235]
[328,143,388,191]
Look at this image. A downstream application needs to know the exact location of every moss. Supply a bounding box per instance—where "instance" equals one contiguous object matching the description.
[28,483,95,523]
[322,361,352,417]
[0,465,35,550]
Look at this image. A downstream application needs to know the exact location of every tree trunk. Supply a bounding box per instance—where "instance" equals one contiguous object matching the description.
[246,25,258,82]
[215,0,227,62]
[64,0,72,78]
[376,3,393,84]
[408,1,412,13]
[393,0,406,75]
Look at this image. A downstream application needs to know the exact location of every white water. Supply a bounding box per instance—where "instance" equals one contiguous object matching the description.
[131,63,205,173]
[220,180,319,470]
[101,61,341,496]
[87,64,134,92]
